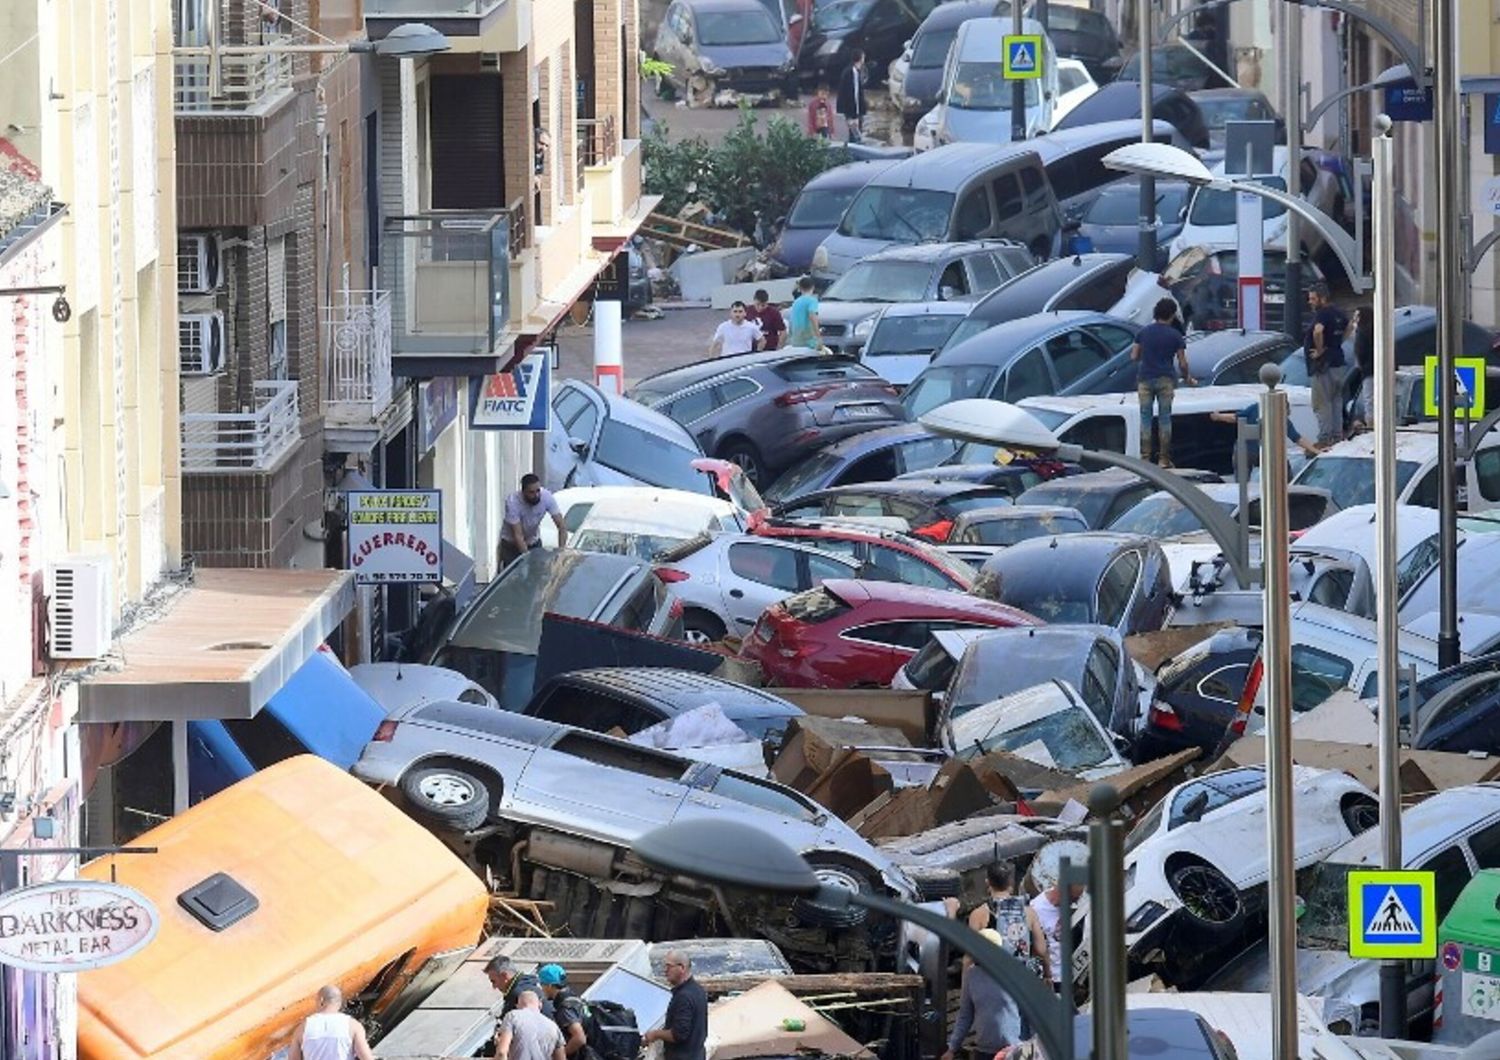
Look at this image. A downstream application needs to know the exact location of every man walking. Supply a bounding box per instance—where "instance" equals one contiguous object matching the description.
[709,301,763,357]
[495,990,568,1060]
[967,862,1048,972]
[643,951,708,1060]
[745,289,786,351]
[501,473,566,569]
[1131,297,1196,467]
[836,50,866,143]
[288,985,376,1060]
[537,964,591,1058]
[485,954,551,1017]
[787,276,826,351]
[1030,879,1085,991]
[941,929,1023,1060]
[1304,282,1350,444]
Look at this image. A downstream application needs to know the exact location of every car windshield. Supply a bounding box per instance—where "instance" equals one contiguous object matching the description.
[571,528,688,560]
[903,638,961,691]
[949,638,1092,717]
[1197,95,1273,129]
[962,512,1086,546]
[1189,176,1289,225]
[595,420,706,492]
[1297,861,1354,948]
[788,187,859,229]
[825,261,935,303]
[912,26,958,68]
[839,186,955,242]
[940,317,995,353]
[1085,184,1188,226]
[973,704,1113,771]
[1295,455,1420,510]
[973,570,1094,623]
[765,450,845,503]
[948,61,1040,110]
[1108,493,1234,537]
[866,313,966,356]
[697,8,782,45]
[450,553,633,654]
[902,365,996,418]
[815,0,874,31]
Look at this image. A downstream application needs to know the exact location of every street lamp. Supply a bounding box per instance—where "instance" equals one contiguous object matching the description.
[918,398,1263,588]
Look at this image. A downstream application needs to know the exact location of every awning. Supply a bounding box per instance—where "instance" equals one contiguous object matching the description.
[78,569,354,724]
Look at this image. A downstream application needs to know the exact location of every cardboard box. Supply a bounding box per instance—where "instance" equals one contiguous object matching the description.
[1212,737,1500,799]
[769,688,934,744]
[771,716,910,792]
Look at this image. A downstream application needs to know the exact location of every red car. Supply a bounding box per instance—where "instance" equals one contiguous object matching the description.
[750,518,977,591]
[741,579,1041,688]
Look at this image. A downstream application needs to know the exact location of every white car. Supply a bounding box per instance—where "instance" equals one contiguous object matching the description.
[349,663,498,713]
[1106,265,1167,326]
[1069,764,1377,986]
[946,680,1130,780]
[538,486,745,552]
[1048,58,1097,127]
[1167,146,1342,263]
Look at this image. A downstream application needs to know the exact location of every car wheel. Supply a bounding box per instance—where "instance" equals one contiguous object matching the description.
[1167,860,1243,936]
[792,857,876,928]
[1342,794,1379,835]
[682,609,727,646]
[719,441,766,487]
[400,765,490,832]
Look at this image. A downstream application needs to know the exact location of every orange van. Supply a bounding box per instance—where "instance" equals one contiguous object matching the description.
[77,754,487,1060]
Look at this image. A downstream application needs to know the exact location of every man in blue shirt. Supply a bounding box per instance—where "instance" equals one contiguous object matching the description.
[1304,282,1350,444]
[1131,297,1196,467]
[1210,401,1322,481]
[786,275,827,351]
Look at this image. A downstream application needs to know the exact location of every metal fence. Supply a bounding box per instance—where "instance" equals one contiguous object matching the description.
[181,380,300,472]
[325,290,394,423]
[173,52,294,114]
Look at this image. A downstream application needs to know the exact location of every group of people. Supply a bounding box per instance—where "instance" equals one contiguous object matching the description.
[709,276,829,357]
[804,51,867,143]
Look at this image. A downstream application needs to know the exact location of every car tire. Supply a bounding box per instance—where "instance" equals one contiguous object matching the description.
[1167,860,1244,938]
[719,441,767,487]
[792,857,877,929]
[682,609,727,646]
[400,765,491,832]
[1341,794,1379,836]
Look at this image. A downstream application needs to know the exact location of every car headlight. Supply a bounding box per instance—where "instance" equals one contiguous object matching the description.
[700,59,726,76]
[811,246,830,271]
[818,38,843,57]
[853,316,875,338]
[1124,900,1167,935]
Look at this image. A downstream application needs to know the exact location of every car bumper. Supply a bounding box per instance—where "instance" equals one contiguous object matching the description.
[351,754,404,790]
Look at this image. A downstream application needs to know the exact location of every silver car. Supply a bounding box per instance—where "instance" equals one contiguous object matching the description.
[546,380,709,494]
[352,700,919,924]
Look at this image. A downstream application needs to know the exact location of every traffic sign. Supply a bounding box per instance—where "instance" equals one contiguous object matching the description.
[1003,35,1043,80]
[1423,355,1488,420]
[1348,870,1437,959]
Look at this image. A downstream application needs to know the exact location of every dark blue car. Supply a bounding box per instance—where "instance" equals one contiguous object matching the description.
[767,159,896,277]
[762,422,959,505]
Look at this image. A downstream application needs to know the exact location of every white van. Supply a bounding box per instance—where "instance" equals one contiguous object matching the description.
[1292,424,1500,514]
[1017,383,1317,476]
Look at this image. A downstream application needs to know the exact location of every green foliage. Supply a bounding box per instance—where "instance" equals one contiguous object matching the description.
[640,54,674,80]
[643,107,849,237]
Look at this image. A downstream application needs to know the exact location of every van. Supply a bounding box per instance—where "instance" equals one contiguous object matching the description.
[1293,424,1500,515]
[812,141,1064,281]
[77,756,488,1060]
[928,19,1060,146]
[1017,383,1318,476]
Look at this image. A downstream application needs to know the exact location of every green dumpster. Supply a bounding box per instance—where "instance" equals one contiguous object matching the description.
[1436,869,1500,1045]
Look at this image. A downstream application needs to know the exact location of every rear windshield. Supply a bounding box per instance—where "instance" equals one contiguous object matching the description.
[839,186,955,242]
[788,187,860,229]
[1294,455,1420,511]
[903,638,961,691]
[959,512,1087,546]
[775,357,880,383]
[1189,176,1288,225]
[780,586,851,623]
[596,420,705,492]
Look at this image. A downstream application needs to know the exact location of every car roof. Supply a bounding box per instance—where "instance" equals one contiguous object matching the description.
[803,157,901,191]
[937,310,1125,364]
[952,17,1045,61]
[799,479,1012,502]
[962,623,1115,664]
[866,142,1045,193]
[807,421,937,457]
[861,239,1024,264]
[1327,784,1500,865]
[578,379,700,435]
[1031,118,1181,156]
[1074,1007,1222,1060]
[1292,503,1440,560]
[1309,426,1458,463]
[545,668,802,717]
[1019,382,1286,416]
[983,530,1153,573]
[818,578,1038,621]
[1183,328,1294,364]
[1054,82,1195,125]
[631,350,860,398]
[446,550,645,651]
[919,0,994,29]
[1022,468,1144,495]
[966,255,1134,321]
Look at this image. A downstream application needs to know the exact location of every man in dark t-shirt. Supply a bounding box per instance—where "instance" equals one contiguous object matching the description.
[1131,297,1196,467]
[644,951,707,1060]
[1304,282,1350,444]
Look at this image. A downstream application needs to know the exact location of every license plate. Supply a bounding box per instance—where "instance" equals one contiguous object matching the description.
[840,404,886,418]
[1265,293,1285,304]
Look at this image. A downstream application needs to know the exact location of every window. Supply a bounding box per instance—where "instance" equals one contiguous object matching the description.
[568,400,600,445]
[594,420,703,491]
[1289,644,1354,713]
[1102,484,1154,526]
[844,621,932,649]
[1425,845,1474,920]
[1058,268,1130,313]
[805,536,859,561]
[1081,323,1137,356]
[1197,664,1249,705]
[663,386,716,425]
[1002,347,1052,402]
[1397,534,1441,599]
[220,711,308,770]
[1408,467,1441,509]
[533,688,659,733]
[553,732,686,780]
[1046,330,1110,384]
[718,377,759,404]
[1308,568,1355,609]
[728,542,801,591]
[1059,414,1128,454]
[1213,349,1284,385]
[1167,770,1265,829]
[839,447,899,483]
[1079,639,1120,727]
[611,577,664,632]
[708,772,817,821]
[953,188,993,240]
[869,545,950,589]
[1475,447,1500,502]
[806,549,855,586]
[1095,551,1142,628]
[897,436,960,473]
[554,386,591,428]
[826,492,888,516]
[966,253,1001,292]
[993,174,1024,221]
[1467,820,1500,869]
[937,261,969,297]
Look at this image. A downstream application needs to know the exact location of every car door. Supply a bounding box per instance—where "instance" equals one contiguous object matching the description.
[1095,549,1142,632]
[720,540,857,630]
[995,345,1055,403]
[1044,327,1115,392]
[511,731,690,836]
[547,383,604,489]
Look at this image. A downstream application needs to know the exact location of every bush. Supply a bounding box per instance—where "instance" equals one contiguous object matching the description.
[643,108,848,240]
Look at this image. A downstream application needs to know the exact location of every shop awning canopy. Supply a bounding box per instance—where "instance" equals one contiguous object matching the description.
[78,569,355,724]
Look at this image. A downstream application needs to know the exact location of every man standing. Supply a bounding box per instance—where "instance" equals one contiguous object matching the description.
[836,50,866,143]
[537,964,591,1058]
[501,474,566,569]
[709,301,763,357]
[495,991,568,1060]
[1029,879,1085,991]
[745,289,786,351]
[288,985,376,1060]
[643,951,708,1060]
[966,862,1048,970]
[787,276,826,351]
[485,954,551,1018]
[941,929,1023,1060]
[1131,297,1197,467]
[1304,282,1350,444]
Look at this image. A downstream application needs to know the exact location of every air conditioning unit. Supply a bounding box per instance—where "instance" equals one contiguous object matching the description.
[47,556,113,660]
[178,233,222,293]
[179,311,225,375]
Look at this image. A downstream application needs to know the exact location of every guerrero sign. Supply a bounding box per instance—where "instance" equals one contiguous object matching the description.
[346,489,444,585]
[0,880,159,972]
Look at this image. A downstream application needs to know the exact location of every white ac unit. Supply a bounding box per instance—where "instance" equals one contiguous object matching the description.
[177,233,222,293]
[179,311,225,375]
[47,556,113,660]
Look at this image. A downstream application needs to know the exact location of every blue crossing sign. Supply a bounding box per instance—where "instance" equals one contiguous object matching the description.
[1423,355,1488,420]
[1348,870,1437,959]
[1003,35,1043,80]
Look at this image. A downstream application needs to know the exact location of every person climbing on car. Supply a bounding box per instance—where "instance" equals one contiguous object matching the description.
[1304,281,1350,445]
[537,965,591,1058]
[1131,297,1197,468]
[500,473,566,569]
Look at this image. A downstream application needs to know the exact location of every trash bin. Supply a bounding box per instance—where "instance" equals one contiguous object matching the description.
[1435,869,1500,1045]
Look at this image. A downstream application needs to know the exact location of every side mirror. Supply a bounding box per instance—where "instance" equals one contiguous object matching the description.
[568,437,590,457]
[938,285,959,301]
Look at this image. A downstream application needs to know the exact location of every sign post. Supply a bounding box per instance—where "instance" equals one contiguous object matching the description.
[345,489,444,585]
[1224,121,1276,331]
[1348,870,1438,960]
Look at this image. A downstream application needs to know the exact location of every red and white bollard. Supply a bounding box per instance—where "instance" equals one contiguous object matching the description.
[593,299,624,395]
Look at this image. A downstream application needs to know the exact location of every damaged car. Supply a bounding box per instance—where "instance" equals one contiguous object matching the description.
[655,0,797,106]
[353,701,919,969]
[947,679,1132,780]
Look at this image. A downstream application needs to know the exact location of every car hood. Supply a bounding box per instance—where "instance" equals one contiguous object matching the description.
[772,226,836,271]
[698,41,793,69]
[903,65,946,110]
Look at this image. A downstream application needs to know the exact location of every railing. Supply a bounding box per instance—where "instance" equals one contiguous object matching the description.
[383,211,514,358]
[325,291,394,423]
[173,52,295,115]
[362,0,503,15]
[507,196,529,258]
[577,116,618,188]
[181,380,300,472]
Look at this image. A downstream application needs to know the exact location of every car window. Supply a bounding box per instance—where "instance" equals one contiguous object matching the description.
[1002,347,1053,402]
[938,260,969,297]
[996,247,1035,280]
[869,545,951,589]
[954,187,993,240]
[1197,663,1249,705]
[1308,568,1355,609]
[993,173,1024,221]
[532,687,659,733]
[1046,330,1111,384]
[1476,448,1500,502]
[1466,819,1500,869]
[1095,551,1141,628]
[1289,644,1354,712]
[1102,484,1155,526]
[610,576,664,631]
[804,536,859,560]
[1058,269,1131,313]
[897,436,960,473]
[727,542,801,591]
[1059,66,1088,92]
[220,710,308,771]
[1059,414,1128,454]
[1080,639,1119,726]
[971,703,1115,771]
[827,491,888,516]
[1167,770,1266,829]
[1213,349,1284,385]
[967,252,1002,291]
[843,621,932,649]
[569,400,601,444]
[662,386,717,425]
[719,376,759,404]
[552,731,686,781]
[1020,165,1045,199]
[554,385,589,425]
[1396,533,1441,598]
[1082,322,1137,355]
[806,549,855,586]
[708,772,818,821]
[1408,466,1441,509]
[1426,845,1474,920]
[839,446,899,483]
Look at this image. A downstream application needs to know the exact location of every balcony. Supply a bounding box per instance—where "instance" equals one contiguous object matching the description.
[577,116,618,190]
[364,0,518,48]
[173,52,294,116]
[382,210,516,377]
[181,380,301,473]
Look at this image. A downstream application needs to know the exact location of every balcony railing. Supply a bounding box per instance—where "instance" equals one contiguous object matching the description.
[174,52,295,115]
[325,291,394,424]
[383,212,513,358]
[577,116,618,188]
[182,380,301,473]
[363,0,503,15]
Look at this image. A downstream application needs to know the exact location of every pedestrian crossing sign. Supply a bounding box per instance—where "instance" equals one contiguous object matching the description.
[1004,35,1044,80]
[1348,870,1437,959]
[1423,355,1487,419]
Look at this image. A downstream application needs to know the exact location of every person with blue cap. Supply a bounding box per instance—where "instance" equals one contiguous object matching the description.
[538,964,592,1058]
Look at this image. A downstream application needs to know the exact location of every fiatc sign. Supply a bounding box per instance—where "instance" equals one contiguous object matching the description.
[346,489,444,585]
[0,880,159,973]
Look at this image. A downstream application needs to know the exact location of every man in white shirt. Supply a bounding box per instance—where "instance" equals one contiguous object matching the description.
[501,473,566,568]
[288,985,375,1060]
[709,301,763,357]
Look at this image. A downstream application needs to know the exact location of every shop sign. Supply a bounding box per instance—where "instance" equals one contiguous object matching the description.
[0,880,159,973]
[346,489,444,584]
[470,353,551,431]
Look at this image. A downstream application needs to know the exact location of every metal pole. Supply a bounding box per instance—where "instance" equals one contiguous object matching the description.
[1012,0,1026,142]
[1435,0,1462,668]
[1280,0,1303,339]
[1372,116,1409,1039]
[1137,0,1157,270]
[1258,362,1299,1060]
[208,0,223,98]
[1088,784,1128,1060]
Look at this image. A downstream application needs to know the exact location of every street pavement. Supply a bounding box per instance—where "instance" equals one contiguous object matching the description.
[555,305,721,389]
